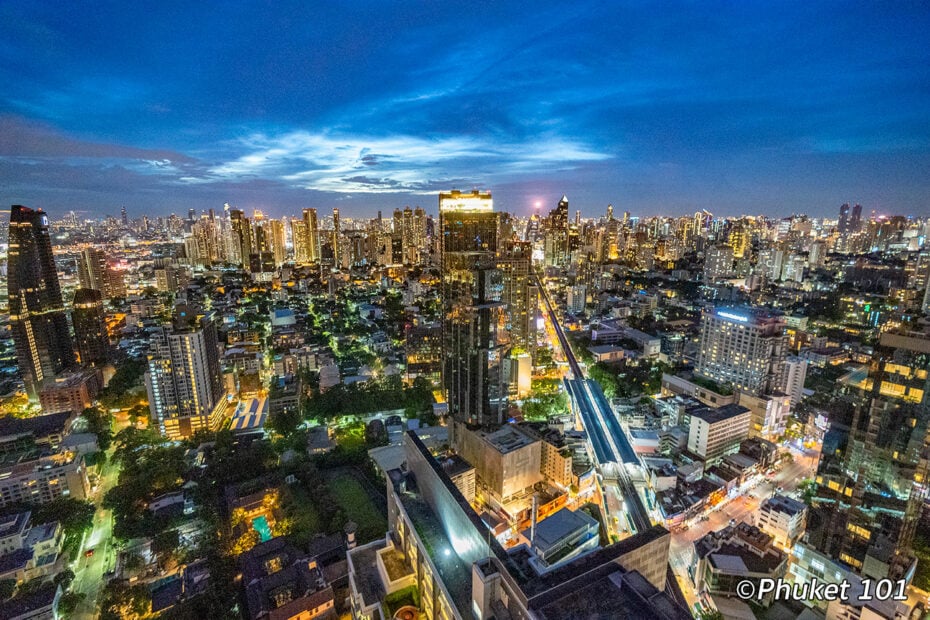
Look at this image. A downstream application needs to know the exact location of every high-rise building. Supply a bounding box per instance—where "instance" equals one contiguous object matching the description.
[695,307,787,396]
[144,310,228,439]
[8,205,75,397]
[268,219,286,266]
[838,203,851,234]
[497,240,537,353]
[76,247,124,299]
[812,329,930,581]
[72,288,110,367]
[303,208,320,263]
[543,195,570,268]
[332,208,341,267]
[703,244,734,283]
[850,203,863,233]
[439,189,510,427]
[230,209,252,269]
[291,219,308,263]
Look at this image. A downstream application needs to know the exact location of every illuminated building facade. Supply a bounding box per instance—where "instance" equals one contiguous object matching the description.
[439,190,510,427]
[696,308,787,397]
[8,205,75,398]
[144,312,228,439]
[812,329,930,581]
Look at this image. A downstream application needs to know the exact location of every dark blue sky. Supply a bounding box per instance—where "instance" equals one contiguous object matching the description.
[1,1,929,219]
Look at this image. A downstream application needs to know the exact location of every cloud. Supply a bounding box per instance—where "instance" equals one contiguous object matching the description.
[201,130,610,194]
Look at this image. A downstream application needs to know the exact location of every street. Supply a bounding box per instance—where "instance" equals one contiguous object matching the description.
[70,453,120,619]
[668,443,820,612]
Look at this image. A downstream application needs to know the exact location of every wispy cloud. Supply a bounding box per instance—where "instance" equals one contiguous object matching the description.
[200,130,610,194]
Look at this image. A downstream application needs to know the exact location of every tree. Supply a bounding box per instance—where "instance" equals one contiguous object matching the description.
[100,582,150,620]
[53,569,75,589]
[80,407,112,450]
[58,591,86,617]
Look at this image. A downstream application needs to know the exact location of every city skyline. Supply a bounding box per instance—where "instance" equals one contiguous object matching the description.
[2,2,929,219]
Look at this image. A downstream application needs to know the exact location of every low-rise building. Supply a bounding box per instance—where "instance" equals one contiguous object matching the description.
[687,404,752,463]
[757,494,807,548]
[692,523,788,607]
[240,537,336,620]
[38,368,103,415]
[0,451,88,507]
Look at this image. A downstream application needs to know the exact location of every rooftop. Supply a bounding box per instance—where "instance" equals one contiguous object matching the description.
[485,425,537,454]
[691,403,750,425]
[520,508,597,555]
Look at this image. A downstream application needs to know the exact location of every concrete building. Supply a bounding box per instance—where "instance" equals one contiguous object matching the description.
[520,507,599,569]
[782,356,809,406]
[566,285,586,315]
[145,312,228,439]
[696,307,788,397]
[757,494,807,548]
[687,404,752,463]
[454,423,542,510]
[347,431,689,620]
[703,244,734,282]
[692,523,788,607]
[38,367,103,415]
[0,451,88,507]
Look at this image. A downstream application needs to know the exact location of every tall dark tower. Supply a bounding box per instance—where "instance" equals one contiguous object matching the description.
[8,205,75,397]
[838,203,850,234]
[72,288,110,366]
[439,190,510,428]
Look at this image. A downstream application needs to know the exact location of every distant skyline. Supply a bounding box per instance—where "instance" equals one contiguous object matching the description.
[1,2,929,219]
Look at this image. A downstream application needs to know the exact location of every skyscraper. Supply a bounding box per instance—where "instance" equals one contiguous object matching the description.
[543,195,570,268]
[144,310,227,439]
[838,203,851,234]
[8,205,75,397]
[439,190,510,427]
[812,329,930,580]
[76,247,124,299]
[72,288,110,367]
[303,208,320,263]
[229,209,252,269]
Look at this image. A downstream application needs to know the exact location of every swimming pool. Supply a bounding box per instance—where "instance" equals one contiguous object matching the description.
[252,515,272,542]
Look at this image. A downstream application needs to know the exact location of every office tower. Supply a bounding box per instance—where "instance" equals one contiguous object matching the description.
[303,208,320,263]
[269,219,286,266]
[497,240,537,353]
[695,307,787,396]
[543,195,570,268]
[813,329,930,580]
[703,244,734,282]
[850,203,863,233]
[76,247,123,299]
[8,205,76,397]
[144,311,227,439]
[439,189,510,427]
[72,288,110,366]
[291,219,308,262]
[230,209,252,269]
[838,203,850,234]
[120,206,128,227]
[332,208,341,266]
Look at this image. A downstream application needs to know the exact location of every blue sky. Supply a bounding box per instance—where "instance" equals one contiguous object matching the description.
[1,1,929,219]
